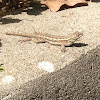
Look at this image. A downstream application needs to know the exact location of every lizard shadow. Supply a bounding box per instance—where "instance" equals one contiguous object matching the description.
[66,43,88,47]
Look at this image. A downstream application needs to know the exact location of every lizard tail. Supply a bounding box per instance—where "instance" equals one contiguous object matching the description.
[6,32,32,37]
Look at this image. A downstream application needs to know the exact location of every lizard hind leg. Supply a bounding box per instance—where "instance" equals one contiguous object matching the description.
[19,38,32,43]
[31,38,46,43]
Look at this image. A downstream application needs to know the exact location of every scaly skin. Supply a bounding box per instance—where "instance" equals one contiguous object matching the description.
[6,31,83,52]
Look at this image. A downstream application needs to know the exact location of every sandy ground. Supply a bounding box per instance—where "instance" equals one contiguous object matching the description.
[0,1,100,99]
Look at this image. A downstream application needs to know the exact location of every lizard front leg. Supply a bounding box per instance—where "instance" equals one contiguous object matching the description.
[61,43,66,52]
[19,38,32,42]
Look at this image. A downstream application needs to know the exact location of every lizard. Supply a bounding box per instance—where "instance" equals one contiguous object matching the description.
[6,31,83,52]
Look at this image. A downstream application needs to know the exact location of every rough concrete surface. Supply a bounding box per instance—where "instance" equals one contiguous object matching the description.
[2,45,100,100]
[0,1,100,99]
